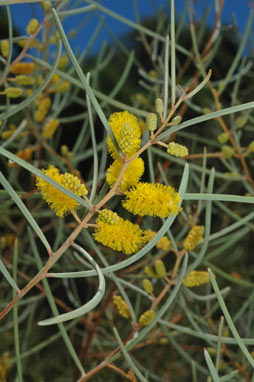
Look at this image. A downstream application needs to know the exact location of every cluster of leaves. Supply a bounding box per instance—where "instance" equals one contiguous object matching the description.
[1,1,254,381]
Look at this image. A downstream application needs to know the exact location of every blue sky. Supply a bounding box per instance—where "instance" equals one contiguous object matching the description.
[9,0,253,55]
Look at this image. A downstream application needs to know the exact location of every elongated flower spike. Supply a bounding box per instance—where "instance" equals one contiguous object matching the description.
[113,296,131,319]
[139,310,156,326]
[123,182,182,218]
[107,111,141,159]
[182,270,214,287]
[36,165,88,217]
[183,225,204,251]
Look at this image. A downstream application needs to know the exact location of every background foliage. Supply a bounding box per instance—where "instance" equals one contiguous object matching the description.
[1,1,254,381]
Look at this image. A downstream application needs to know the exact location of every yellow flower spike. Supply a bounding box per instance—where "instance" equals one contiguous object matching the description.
[42,119,59,139]
[1,40,9,58]
[4,87,23,98]
[123,182,182,218]
[107,111,141,159]
[142,279,153,294]
[183,225,204,251]
[36,96,51,111]
[182,270,213,287]
[14,75,35,86]
[34,96,51,122]
[61,173,88,198]
[50,73,60,84]
[58,53,69,69]
[54,80,71,93]
[156,236,171,251]
[106,157,144,191]
[113,296,131,319]
[222,145,234,159]
[97,209,121,225]
[167,142,189,158]
[94,215,147,255]
[139,310,156,326]
[16,38,41,49]
[36,165,88,217]
[26,18,39,35]
[155,259,167,278]
[119,123,135,154]
[144,229,156,241]
[10,62,35,74]
[143,230,171,251]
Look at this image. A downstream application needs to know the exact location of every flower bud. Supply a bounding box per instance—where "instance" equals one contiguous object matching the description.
[26,19,39,35]
[155,98,164,114]
[1,40,9,58]
[222,145,234,159]
[167,142,188,157]
[147,113,157,132]
[142,279,153,294]
[172,115,182,126]
[217,133,229,144]
[97,209,121,225]
[155,259,166,278]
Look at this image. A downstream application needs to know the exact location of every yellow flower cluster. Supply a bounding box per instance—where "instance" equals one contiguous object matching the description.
[139,310,156,326]
[113,296,130,319]
[106,157,144,191]
[123,182,182,218]
[58,53,69,69]
[94,211,147,255]
[4,87,23,98]
[144,261,167,279]
[1,40,9,58]
[36,165,88,217]
[107,111,141,159]
[10,62,35,74]
[54,81,71,93]
[16,38,41,49]
[42,119,59,139]
[34,95,51,122]
[1,124,16,140]
[144,229,171,250]
[182,270,212,287]
[14,75,35,86]
[167,142,189,158]
[183,225,204,251]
